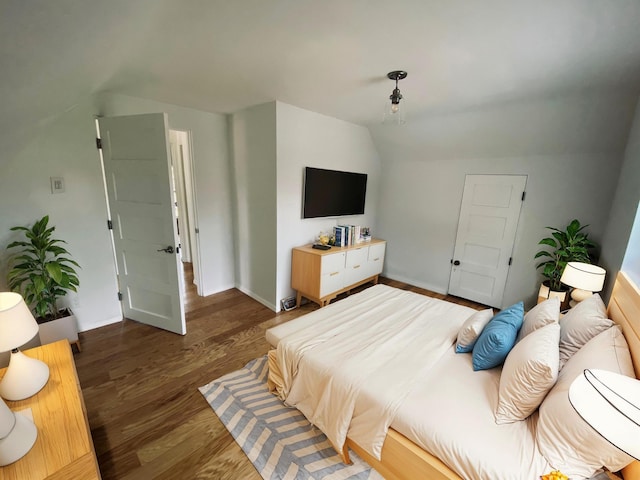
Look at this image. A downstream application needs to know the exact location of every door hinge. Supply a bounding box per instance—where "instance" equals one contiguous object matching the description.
[96,138,102,149]
[521,191,526,201]
[117,292,123,301]
[107,219,113,230]
[509,257,513,266]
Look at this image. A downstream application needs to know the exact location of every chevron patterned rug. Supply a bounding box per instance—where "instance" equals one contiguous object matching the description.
[199,356,383,480]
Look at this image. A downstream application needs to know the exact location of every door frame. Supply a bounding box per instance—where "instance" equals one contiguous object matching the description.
[447,174,527,308]
[96,117,204,306]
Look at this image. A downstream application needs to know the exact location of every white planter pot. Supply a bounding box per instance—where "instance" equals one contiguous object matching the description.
[537,283,570,310]
[38,312,79,350]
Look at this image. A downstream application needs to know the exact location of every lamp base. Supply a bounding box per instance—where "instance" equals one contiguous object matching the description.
[0,350,49,401]
[569,288,593,308]
[0,412,37,466]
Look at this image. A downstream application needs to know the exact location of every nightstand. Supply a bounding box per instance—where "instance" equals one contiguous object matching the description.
[0,340,100,479]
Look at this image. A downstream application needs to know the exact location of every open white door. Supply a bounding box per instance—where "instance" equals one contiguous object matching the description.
[99,113,186,335]
[448,174,527,308]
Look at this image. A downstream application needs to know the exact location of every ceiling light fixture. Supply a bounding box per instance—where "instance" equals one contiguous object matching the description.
[383,70,408,125]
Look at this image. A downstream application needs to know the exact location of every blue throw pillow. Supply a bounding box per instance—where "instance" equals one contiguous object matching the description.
[472,302,524,371]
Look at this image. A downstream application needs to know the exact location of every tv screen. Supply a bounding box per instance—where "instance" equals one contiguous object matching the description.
[303,167,367,218]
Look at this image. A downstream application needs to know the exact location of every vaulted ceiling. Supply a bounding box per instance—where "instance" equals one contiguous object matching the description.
[3,0,640,156]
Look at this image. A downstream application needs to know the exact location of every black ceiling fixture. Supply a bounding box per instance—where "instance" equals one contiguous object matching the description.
[383,70,408,125]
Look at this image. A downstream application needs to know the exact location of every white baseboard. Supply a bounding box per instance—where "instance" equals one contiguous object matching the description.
[78,315,123,333]
[199,283,236,297]
[236,285,278,312]
[383,273,448,296]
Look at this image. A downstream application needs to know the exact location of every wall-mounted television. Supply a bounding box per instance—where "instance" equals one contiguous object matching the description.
[303,167,367,218]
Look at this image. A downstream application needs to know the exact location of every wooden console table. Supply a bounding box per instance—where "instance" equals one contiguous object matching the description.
[0,340,100,480]
[292,239,386,308]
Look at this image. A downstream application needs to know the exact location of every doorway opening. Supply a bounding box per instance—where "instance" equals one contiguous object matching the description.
[169,129,202,295]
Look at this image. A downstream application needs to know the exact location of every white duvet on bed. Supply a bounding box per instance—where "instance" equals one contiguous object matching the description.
[270,284,476,460]
[392,345,553,480]
[267,284,606,480]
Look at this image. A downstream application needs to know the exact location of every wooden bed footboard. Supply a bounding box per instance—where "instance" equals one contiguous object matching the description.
[346,429,461,480]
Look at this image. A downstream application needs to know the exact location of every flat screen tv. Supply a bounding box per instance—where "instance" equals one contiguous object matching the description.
[303,167,367,218]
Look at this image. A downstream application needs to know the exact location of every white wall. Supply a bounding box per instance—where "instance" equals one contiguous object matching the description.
[373,92,635,308]
[275,102,381,307]
[230,102,278,309]
[0,98,121,332]
[601,96,640,294]
[96,93,235,296]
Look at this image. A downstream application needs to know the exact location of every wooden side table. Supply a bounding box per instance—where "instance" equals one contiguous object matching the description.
[0,340,100,480]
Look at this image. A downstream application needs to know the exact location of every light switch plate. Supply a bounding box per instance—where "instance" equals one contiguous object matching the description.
[50,176,65,194]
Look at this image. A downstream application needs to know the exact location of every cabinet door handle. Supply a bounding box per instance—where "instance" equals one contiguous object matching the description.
[330,272,339,276]
[373,257,380,261]
[353,265,360,269]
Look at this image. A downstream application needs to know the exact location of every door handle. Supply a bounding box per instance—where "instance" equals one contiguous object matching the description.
[157,246,175,254]
[453,260,460,266]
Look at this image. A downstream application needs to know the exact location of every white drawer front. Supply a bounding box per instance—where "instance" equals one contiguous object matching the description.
[320,270,344,297]
[344,264,367,286]
[368,243,385,275]
[321,252,346,274]
[368,243,386,263]
[345,247,368,268]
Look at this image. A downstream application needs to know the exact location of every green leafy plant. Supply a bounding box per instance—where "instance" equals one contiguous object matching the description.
[534,219,596,291]
[6,215,80,321]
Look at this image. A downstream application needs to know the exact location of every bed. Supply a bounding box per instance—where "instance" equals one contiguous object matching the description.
[266,272,640,480]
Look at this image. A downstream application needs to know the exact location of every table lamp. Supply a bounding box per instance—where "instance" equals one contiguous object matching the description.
[569,368,640,461]
[0,292,49,400]
[0,396,37,465]
[560,262,606,307]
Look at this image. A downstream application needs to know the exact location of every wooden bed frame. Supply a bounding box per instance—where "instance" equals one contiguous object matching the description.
[345,271,640,480]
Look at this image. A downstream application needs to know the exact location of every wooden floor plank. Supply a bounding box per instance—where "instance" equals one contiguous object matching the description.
[75,263,486,479]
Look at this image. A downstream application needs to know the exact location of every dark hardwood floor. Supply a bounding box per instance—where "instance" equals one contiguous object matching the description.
[75,264,487,479]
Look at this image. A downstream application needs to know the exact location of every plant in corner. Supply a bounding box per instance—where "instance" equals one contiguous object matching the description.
[534,219,596,302]
[6,215,80,322]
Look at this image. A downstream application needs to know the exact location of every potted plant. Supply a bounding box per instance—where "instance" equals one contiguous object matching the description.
[534,218,596,309]
[6,215,81,349]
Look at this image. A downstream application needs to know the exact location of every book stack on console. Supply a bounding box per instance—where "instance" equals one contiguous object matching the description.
[334,225,367,246]
[334,225,346,247]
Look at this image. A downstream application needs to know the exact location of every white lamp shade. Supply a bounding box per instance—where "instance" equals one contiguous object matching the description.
[0,292,39,352]
[0,397,37,466]
[560,262,606,292]
[569,369,640,460]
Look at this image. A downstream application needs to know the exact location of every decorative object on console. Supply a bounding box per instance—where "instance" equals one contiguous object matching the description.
[0,292,49,400]
[317,231,331,245]
[569,368,640,460]
[560,262,606,307]
[0,396,37,466]
[383,70,408,125]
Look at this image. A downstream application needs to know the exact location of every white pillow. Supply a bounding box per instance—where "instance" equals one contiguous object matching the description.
[455,308,494,353]
[537,326,635,479]
[516,297,560,343]
[558,294,613,368]
[495,322,560,424]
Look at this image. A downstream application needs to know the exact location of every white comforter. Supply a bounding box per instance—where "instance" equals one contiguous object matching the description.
[271,284,476,459]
